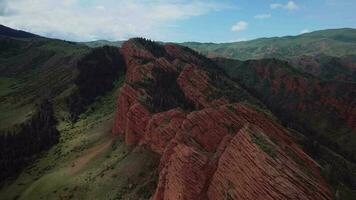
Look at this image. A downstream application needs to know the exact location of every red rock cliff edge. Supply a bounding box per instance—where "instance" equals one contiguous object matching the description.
[112,39,333,200]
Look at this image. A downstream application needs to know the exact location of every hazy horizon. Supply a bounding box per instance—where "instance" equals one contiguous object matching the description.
[3,23,355,45]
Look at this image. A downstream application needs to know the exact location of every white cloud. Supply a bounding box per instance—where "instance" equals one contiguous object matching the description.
[63,0,77,6]
[271,1,298,10]
[300,29,310,34]
[270,3,283,9]
[285,1,298,10]
[254,14,272,19]
[0,0,225,41]
[231,21,248,32]
[95,5,106,11]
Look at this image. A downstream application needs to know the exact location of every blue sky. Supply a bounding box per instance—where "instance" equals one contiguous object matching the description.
[0,0,355,42]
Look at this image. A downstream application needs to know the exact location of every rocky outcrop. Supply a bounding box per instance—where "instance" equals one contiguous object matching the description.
[142,109,186,154]
[151,104,332,200]
[207,124,331,200]
[112,38,333,199]
[215,57,356,162]
[177,64,212,108]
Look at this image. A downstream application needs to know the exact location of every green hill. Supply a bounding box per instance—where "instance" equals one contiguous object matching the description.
[80,40,124,48]
[0,25,39,38]
[0,36,89,131]
[182,28,356,60]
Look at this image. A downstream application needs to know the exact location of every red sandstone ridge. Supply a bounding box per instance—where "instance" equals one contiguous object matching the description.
[214,57,356,163]
[112,38,333,200]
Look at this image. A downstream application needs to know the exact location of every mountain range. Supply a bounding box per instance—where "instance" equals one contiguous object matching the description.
[82,28,356,83]
[0,24,355,200]
[183,28,356,60]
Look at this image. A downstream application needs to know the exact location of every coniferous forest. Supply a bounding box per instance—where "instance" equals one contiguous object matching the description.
[0,99,59,182]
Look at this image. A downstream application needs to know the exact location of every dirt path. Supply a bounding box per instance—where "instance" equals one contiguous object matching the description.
[68,139,112,175]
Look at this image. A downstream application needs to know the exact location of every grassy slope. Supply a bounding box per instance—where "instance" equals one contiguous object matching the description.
[0,77,160,200]
[182,28,356,60]
[0,37,89,131]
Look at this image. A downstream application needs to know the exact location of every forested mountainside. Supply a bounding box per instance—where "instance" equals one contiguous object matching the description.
[288,54,356,82]
[183,28,356,83]
[0,25,355,199]
[183,28,356,61]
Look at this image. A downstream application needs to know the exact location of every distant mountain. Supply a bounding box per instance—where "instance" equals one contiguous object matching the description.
[0,24,39,38]
[80,40,124,48]
[182,28,356,61]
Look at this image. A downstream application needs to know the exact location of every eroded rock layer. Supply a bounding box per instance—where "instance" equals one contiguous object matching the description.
[112,38,333,200]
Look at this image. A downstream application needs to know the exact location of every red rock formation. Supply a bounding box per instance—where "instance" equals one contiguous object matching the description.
[151,104,332,200]
[112,84,141,136]
[215,57,356,163]
[207,124,331,200]
[141,109,186,154]
[177,64,211,108]
[112,39,333,200]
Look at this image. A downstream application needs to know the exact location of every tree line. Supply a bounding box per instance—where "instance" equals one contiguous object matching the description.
[67,46,125,121]
[0,99,59,183]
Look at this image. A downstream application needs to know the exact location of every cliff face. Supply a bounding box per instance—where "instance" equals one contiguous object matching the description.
[112,39,333,200]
